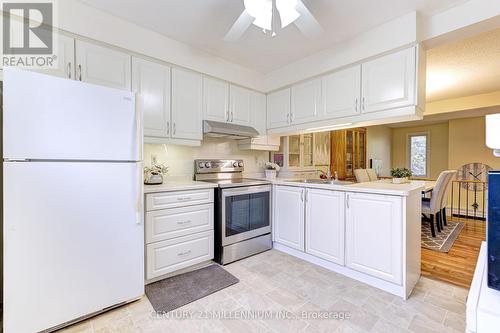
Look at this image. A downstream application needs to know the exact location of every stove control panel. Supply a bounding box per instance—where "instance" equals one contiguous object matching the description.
[195,159,244,173]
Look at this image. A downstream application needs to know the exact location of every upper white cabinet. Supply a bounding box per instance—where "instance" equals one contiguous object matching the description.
[345,192,402,284]
[267,88,291,129]
[38,33,75,79]
[171,67,203,141]
[132,58,171,139]
[291,78,321,124]
[273,185,305,251]
[305,189,345,265]
[203,76,229,123]
[229,85,252,126]
[75,40,131,91]
[361,47,416,113]
[322,65,361,119]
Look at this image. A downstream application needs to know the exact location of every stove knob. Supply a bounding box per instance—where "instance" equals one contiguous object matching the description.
[205,162,212,168]
[238,162,244,167]
[198,162,205,168]
[233,162,238,167]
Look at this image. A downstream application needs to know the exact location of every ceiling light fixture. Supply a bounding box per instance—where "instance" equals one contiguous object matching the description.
[243,0,301,36]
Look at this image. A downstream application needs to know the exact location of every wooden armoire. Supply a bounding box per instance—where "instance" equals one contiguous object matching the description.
[330,128,367,180]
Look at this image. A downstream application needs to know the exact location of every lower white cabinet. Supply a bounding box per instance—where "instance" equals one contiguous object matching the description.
[145,188,214,281]
[146,231,214,280]
[345,192,403,284]
[305,189,345,265]
[273,185,305,251]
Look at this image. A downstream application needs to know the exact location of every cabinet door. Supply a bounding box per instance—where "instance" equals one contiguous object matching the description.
[75,40,131,90]
[345,193,402,284]
[291,78,321,124]
[203,76,229,122]
[361,47,416,113]
[39,33,75,79]
[229,85,252,126]
[171,68,203,140]
[305,189,345,265]
[267,88,291,129]
[132,58,171,138]
[274,186,305,251]
[322,65,361,119]
[250,91,267,135]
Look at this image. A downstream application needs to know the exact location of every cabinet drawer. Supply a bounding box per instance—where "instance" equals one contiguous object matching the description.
[146,204,213,243]
[146,189,214,211]
[146,231,214,280]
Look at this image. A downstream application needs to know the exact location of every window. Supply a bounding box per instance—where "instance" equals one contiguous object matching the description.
[408,133,429,178]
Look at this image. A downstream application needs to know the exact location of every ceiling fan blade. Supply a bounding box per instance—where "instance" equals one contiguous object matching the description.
[224,10,254,42]
[294,0,323,39]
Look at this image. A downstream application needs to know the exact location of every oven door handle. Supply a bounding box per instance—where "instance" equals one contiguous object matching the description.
[221,185,272,197]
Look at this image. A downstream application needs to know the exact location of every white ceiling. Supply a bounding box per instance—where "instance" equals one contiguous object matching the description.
[79,0,466,73]
[426,27,500,102]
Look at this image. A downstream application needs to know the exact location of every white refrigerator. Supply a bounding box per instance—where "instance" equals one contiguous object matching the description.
[3,68,144,333]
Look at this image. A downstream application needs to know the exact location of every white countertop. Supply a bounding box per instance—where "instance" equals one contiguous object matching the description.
[144,179,217,193]
[252,177,425,196]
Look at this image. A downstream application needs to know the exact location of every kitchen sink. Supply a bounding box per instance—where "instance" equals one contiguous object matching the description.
[288,179,354,185]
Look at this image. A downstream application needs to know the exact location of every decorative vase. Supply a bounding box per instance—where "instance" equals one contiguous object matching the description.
[392,177,408,184]
[145,173,163,185]
[265,170,277,179]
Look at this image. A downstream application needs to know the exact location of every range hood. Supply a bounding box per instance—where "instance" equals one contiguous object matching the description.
[203,120,259,139]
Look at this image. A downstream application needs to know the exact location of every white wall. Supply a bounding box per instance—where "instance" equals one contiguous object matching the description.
[56,0,265,91]
[366,126,392,177]
[144,139,269,179]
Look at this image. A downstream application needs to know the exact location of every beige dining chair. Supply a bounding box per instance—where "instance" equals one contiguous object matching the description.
[366,169,378,181]
[354,169,370,183]
[439,170,457,228]
[422,171,451,237]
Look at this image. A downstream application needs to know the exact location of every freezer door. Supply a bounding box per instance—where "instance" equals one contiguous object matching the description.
[3,68,141,161]
[3,161,144,333]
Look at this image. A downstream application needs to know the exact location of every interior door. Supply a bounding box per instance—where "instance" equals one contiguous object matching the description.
[171,67,203,140]
[3,161,144,333]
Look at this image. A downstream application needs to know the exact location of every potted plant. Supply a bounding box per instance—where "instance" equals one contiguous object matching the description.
[265,162,280,179]
[390,167,412,184]
[144,163,169,185]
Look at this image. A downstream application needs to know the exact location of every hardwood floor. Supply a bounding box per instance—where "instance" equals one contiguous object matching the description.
[421,218,486,289]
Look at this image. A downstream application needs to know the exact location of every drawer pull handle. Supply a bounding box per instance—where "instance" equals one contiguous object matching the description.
[178,250,191,256]
[177,220,191,225]
[176,197,192,201]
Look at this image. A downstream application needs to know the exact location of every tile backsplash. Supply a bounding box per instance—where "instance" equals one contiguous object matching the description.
[144,138,270,179]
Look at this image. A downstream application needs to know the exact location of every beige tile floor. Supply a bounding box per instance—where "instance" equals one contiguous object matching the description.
[60,250,467,333]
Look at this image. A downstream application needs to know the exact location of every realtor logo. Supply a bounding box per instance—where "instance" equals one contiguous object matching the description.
[2,0,58,68]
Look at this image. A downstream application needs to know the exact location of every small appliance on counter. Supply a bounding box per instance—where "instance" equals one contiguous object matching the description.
[194,159,272,264]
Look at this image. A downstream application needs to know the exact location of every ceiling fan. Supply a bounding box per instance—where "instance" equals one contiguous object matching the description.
[224,0,322,42]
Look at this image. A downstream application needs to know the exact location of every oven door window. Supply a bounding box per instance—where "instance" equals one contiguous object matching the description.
[225,191,270,237]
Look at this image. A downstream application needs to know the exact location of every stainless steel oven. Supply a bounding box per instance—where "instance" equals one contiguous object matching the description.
[221,185,271,246]
[194,159,273,264]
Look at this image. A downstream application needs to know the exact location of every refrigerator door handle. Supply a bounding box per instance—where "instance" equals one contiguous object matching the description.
[136,162,144,225]
[135,93,144,161]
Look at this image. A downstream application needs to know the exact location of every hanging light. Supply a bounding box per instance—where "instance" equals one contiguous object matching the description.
[244,0,301,34]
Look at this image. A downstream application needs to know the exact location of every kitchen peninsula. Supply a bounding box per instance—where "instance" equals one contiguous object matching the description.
[270,179,424,299]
